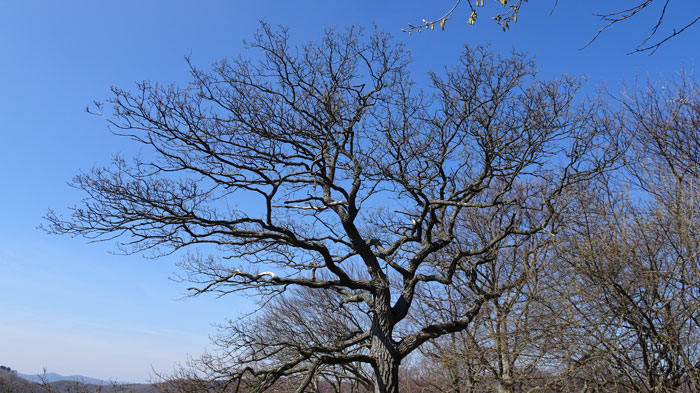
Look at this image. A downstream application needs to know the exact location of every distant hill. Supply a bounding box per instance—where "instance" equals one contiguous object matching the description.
[17,372,117,385]
[1,367,160,393]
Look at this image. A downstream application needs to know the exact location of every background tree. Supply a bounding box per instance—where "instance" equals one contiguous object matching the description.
[558,75,700,392]
[413,214,574,393]
[171,286,374,393]
[47,24,616,393]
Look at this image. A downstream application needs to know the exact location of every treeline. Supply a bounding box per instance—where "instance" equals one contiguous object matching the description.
[401,79,700,393]
[2,365,17,374]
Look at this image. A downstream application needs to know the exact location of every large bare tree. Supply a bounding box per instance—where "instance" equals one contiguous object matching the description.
[46,24,616,393]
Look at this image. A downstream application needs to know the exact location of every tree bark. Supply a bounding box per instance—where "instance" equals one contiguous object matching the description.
[370,289,401,393]
[370,324,400,393]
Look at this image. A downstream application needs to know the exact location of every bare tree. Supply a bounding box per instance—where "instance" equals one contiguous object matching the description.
[463,238,564,393]
[46,24,617,393]
[558,75,700,392]
[201,286,373,392]
[413,211,576,393]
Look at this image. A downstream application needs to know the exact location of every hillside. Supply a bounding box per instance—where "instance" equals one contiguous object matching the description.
[0,367,37,393]
[0,367,160,393]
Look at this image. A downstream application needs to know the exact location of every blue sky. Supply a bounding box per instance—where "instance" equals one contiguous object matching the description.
[0,0,698,383]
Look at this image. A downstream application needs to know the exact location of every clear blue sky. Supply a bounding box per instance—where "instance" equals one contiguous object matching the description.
[0,0,698,383]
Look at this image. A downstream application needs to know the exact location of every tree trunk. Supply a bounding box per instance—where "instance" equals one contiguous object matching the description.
[370,317,400,393]
[496,355,512,393]
[371,344,399,393]
[450,371,462,393]
[496,382,510,393]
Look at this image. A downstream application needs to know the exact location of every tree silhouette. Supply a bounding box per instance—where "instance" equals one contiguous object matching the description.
[47,25,618,393]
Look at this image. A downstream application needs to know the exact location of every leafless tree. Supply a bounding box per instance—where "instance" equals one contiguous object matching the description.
[199,286,373,393]
[557,75,700,392]
[412,210,577,393]
[46,24,617,393]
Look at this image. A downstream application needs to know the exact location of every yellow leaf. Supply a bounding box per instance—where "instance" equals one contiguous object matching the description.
[440,19,446,30]
[500,0,507,5]
[468,10,477,24]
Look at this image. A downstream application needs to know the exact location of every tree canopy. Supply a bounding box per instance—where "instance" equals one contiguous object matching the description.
[47,24,618,393]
